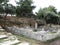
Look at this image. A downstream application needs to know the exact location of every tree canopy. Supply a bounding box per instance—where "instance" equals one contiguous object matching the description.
[37,6,60,24]
[0,0,16,16]
[16,0,35,18]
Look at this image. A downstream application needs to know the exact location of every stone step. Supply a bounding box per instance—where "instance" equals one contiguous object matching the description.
[0,34,21,45]
[0,26,2,29]
[0,35,29,45]
[0,39,20,45]
[12,42,21,45]
[0,26,5,31]
[0,35,8,39]
[0,30,29,45]
[0,27,5,31]
[18,42,29,45]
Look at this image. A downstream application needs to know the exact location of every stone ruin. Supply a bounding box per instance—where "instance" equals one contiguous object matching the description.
[6,26,60,41]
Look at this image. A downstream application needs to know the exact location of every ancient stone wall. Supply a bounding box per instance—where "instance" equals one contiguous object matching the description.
[6,26,60,41]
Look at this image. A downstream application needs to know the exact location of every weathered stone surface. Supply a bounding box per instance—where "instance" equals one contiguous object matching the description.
[7,26,60,41]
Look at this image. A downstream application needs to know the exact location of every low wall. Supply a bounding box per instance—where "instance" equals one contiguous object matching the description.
[6,26,60,41]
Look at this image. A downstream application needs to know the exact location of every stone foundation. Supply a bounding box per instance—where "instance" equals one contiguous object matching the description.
[6,26,60,41]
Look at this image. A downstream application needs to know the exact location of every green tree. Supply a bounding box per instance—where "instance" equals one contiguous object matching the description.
[16,0,35,18]
[37,6,59,25]
[0,0,5,4]
[0,0,9,14]
[58,11,60,15]
[4,4,16,16]
[9,5,16,16]
[2,0,16,16]
[45,12,58,24]
[36,8,46,19]
[0,4,4,14]
[37,6,57,19]
[47,6,57,14]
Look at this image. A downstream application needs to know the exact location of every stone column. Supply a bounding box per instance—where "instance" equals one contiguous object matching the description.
[35,22,38,29]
